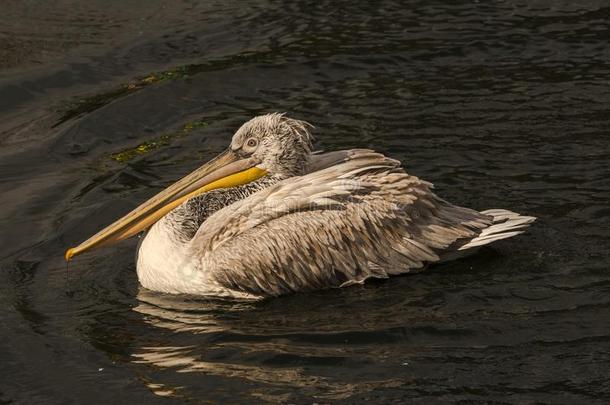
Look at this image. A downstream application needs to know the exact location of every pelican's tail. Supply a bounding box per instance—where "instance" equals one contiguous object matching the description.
[458,209,536,251]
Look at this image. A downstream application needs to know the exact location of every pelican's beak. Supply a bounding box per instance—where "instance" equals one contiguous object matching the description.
[65,149,266,261]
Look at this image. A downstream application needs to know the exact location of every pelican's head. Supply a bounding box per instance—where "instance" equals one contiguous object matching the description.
[65,113,313,261]
[230,113,313,178]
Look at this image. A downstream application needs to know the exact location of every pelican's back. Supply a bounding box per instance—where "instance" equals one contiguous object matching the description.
[190,150,535,298]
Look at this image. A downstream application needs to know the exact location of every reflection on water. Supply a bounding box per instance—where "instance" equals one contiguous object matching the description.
[132,289,408,400]
[134,289,257,334]
[133,345,403,401]
[1,0,610,403]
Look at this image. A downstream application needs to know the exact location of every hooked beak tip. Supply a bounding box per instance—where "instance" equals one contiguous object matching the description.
[65,248,75,262]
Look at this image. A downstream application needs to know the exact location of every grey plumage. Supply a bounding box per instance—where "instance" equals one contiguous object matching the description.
[190,153,532,297]
[137,113,536,298]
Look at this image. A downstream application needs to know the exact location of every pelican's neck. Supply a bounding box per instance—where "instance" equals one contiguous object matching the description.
[158,174,282,244]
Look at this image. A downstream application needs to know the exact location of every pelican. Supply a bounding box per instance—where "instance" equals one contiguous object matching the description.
[66,113,535,299]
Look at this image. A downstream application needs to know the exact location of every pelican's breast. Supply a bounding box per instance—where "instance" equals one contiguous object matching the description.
[136,220,260,299]
[136,219,202,294]
[135,182,275,298]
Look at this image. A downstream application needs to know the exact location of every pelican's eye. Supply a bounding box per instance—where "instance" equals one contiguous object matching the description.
[244,137,258,152]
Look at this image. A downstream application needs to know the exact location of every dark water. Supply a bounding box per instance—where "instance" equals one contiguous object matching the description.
[1,1,609,403]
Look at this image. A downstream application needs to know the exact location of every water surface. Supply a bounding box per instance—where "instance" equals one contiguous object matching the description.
[1,1,609,403]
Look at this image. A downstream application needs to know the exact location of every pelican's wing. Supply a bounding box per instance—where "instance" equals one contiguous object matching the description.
[191,151,492,297]
[307,149,377,172]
